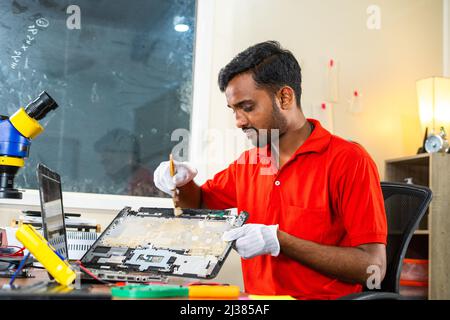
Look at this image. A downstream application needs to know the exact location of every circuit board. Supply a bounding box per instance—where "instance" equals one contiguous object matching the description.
[80,207,248,282]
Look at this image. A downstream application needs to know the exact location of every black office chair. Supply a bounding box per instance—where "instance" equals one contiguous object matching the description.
[340,181,433,300]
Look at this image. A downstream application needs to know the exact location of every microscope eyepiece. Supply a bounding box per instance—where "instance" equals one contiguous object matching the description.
[25,91,59,120]
[0,91,59,199]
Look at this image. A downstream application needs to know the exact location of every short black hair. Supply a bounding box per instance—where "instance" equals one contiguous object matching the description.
[218,41,302,106]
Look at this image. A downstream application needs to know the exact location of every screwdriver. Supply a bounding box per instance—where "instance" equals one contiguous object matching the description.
[169,154,183,217]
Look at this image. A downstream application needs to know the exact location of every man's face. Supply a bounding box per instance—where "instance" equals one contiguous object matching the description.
[225,72,287,146]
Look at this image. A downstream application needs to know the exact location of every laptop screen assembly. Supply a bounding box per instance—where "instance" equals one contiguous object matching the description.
[36,163,69,261]
[81,207,248,282]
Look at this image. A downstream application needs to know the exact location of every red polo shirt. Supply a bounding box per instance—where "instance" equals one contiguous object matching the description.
[200,119,387,300]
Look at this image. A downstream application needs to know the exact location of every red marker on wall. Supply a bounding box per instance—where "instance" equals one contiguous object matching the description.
[349,90,362,113]
[327,59,338,102]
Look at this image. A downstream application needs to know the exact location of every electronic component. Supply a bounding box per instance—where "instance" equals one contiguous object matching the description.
[81,207,248,282]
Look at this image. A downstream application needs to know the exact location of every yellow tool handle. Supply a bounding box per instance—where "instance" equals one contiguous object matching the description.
[169,153,175,177]
[15,224,76,286]
[169,153,183,216]
[188,285,240,298]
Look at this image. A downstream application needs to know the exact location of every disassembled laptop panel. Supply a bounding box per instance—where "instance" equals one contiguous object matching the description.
[81,207,248,281]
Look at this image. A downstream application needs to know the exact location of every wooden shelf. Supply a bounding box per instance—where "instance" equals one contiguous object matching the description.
[390,230,429,235]
[385,153,430,164]
[414,230,429,235]
[385,153,450,300]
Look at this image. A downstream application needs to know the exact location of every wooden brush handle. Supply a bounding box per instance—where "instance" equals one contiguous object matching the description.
[169,153,175,177]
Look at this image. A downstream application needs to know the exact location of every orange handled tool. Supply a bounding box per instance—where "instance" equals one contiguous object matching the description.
[169,153,175,177]
[188,285,240,299]
[169,154,183,216]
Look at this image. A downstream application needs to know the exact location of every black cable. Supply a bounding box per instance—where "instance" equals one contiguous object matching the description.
[0,259,21,265]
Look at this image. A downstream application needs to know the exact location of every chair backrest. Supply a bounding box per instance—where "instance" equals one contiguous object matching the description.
[379,182,432,293]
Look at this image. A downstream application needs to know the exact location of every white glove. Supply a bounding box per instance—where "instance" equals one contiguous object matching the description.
[222,224,280,259]
[153,160,198,195]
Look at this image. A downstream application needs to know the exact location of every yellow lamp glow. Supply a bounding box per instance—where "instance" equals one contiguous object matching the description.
[416,77,450,134]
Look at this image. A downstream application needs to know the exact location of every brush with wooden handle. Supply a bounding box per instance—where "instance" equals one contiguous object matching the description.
[169,154,183,217]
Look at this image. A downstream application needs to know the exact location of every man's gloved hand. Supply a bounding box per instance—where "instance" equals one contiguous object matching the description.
[222,224,280,259]
[153,160,198,195]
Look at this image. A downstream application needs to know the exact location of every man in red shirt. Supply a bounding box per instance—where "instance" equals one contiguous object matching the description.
[154,41,387,299]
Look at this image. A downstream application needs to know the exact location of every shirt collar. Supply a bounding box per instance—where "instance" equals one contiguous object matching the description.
[255,118,332,164]
[292,118,332,156]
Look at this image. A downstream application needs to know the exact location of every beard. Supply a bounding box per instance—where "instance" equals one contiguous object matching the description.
[243,97,287,148]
